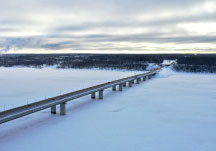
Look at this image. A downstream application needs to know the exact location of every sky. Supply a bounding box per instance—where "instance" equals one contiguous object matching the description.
[0,0,216,54]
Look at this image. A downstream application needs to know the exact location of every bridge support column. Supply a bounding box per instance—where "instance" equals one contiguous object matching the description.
[60,102,66,115]
[143,77,146,81]
[51,105,56,114]
[132,80,135,84]
[146,76,149,80]
[123,82,126,87]
[112,85,116,91]
[91,92,96,99]
[119,83,123,91]
[152,73,156,77]
[129,81,132,87]
[136,78,140,84]
[99,90,104,99]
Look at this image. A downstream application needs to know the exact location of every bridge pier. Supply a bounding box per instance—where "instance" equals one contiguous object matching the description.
[142,77,146,81]
[136,78,140,84]
[60,102,66,115]
[152,73,156,77]
[129,81,132,87]
[99,90,104,99]
[91,92,96,99]
[119,83,123,91]
[146,76,149,80]
[123,82,126,87]
[132,80,135,84]
[112,85,116,91]
[51,105,56,114]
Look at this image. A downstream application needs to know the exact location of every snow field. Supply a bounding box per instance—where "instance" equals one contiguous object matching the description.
[0,67,216,151]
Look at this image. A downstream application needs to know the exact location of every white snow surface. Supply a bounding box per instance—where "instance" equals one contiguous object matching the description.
[146,63,159,71]
[162,59,177,65]
[1,67,216,151]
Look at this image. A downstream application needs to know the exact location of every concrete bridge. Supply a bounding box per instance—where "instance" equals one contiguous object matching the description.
[0,68,163,124]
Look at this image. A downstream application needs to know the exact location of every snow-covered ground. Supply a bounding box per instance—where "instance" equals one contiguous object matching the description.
[1,67,216,151]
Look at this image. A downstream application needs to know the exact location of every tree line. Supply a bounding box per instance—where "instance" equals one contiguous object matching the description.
[0,54,216,73]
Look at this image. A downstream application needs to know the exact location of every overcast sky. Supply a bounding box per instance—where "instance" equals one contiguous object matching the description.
[0,0,216,54]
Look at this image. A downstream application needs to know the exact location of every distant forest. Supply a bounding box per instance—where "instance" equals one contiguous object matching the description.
[0,54,216,73]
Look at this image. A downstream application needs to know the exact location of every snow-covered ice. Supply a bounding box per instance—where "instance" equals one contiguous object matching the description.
[0,67,216,151]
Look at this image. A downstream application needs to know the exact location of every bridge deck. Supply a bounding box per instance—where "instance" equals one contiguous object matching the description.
[0,68,161,124]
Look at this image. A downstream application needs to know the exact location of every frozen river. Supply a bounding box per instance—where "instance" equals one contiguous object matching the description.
[1,67,216,151]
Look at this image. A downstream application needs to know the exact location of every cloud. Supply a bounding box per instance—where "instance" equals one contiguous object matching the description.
[0,0,216,53]
[0,37,45,52]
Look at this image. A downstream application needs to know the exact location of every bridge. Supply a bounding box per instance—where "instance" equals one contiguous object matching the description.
[0,67,165,124]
